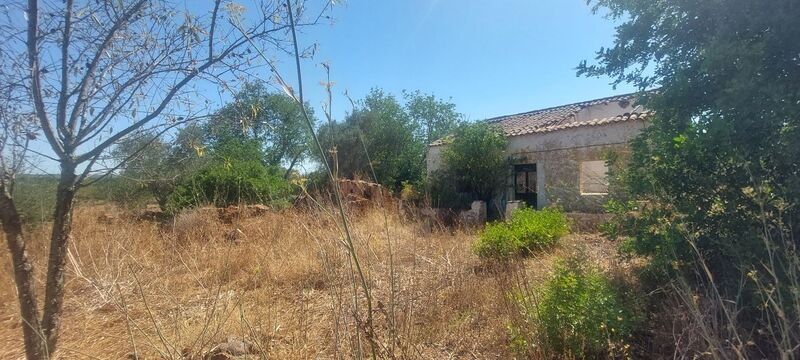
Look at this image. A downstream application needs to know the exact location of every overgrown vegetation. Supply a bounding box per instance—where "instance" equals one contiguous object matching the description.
[430,122,508,208]
[316,88,463,190]
[511,255,638,358]
[111,83,311,213]
[474,208,568,258]
[0,3,322,356]
[165,140,293,213]
[2,0,797,358]
[166,162,292,213]
[112,126,206,211]
[581,0,800,357]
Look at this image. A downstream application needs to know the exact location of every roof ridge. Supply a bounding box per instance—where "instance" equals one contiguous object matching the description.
[485,91,642,123]
[429,111,651,146]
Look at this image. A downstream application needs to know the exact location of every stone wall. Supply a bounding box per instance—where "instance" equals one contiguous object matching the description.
[425,144,444,177]
[503,120,644,212]
[427,119,646,214]
[506,143,631,212]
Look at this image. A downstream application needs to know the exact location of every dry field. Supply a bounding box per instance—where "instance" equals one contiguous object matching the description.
[0,203,620,359]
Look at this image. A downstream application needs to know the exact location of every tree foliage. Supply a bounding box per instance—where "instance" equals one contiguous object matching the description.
[403,90,463,146]
[112,125,205,210]
[437,122,508,203]
[206,81,314,173]
[582,0,800,356]
[115,82,311,211]
[317,88,461,190]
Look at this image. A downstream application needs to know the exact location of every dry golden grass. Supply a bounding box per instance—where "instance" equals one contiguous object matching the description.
[0,203,618,359]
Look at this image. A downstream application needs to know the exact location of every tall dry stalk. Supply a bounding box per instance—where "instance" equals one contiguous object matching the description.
[666,213,799,359]
[234,1,379,357]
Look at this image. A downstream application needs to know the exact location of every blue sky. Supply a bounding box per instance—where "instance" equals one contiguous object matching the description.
[28,0,634,173]
[287,0,635,122]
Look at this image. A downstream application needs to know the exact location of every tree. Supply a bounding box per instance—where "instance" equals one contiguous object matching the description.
[0,1,323,358]
[0,30,40,358]
[112,125,205,210]
[318,88,425,189]
[166,137,293,212]
[437,122,508,203]
[403,90,463,146]
[580,0,800,356]
[316,88,461,190]
[206,81,314,176]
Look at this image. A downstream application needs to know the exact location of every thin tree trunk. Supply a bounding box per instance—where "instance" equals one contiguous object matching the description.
[0,185,47,359]
[40,162,78,354]
[284,151,302,179]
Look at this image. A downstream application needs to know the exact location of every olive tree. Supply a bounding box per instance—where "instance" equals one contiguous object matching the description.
[206,80,314,177]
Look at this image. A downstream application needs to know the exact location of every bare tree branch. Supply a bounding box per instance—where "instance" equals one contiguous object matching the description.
[57,0,74,139]
[67,0,149,134]
[27,0,65,158]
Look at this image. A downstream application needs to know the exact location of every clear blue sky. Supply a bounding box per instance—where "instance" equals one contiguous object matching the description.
[287,0,635,123]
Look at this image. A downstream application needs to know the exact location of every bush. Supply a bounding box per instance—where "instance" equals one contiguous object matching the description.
[426,170,472,209]
[474,208,568,258]
[166,161,293,214]
[12,175,58,225]
[438,122,508,202]
[515,256,638,358]
[580,0,800,356]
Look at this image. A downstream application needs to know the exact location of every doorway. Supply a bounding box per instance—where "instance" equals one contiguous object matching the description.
[514,164,537,208]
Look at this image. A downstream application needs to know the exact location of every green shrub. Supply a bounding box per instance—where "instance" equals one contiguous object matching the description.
[438,122,508,202]
[517,256,638,358]
[581,1,800,356]
[12,175,58,225]
[474,208,568,258]
[426,170,472,209]
[83,177,155,210]
[166,161,293,214]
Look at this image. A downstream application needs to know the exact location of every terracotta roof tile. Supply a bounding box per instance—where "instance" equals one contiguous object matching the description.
[430,93,650,146]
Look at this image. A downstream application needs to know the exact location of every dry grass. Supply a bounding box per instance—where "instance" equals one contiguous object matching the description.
[0,203,618,359]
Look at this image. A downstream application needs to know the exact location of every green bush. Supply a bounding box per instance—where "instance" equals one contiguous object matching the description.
[580,0,800,356]
[474,208,568,258]
[166,161,293,214]
[426,170,472,209]
[12,175,58,225]
[518,256,638,358]
[438,122,508,202]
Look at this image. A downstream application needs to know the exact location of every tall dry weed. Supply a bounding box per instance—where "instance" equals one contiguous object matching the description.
[0,202,530,358]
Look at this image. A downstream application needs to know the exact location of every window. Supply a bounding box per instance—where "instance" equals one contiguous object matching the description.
[580,160,609,195]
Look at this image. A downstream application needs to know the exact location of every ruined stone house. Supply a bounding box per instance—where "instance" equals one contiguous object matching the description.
[426,93,650,213]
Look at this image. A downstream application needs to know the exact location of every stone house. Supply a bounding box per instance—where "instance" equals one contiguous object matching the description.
[426,93,649,213]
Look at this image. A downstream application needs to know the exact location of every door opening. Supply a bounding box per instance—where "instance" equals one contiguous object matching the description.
[514,164,537,208]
